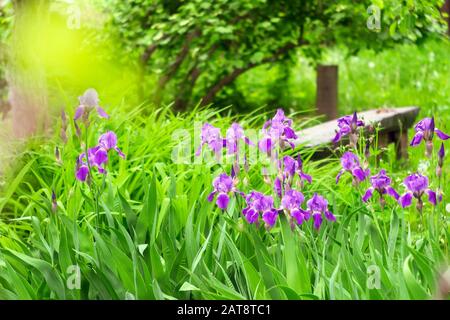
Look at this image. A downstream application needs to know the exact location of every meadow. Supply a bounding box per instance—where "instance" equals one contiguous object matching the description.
[0,35,449,300]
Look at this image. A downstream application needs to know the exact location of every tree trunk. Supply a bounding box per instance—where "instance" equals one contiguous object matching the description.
[199,39,303,107]
[8,0,49,138]
[173,67,201,112]
[316,65,338,120]
[153,29,200,106]
[200,67,248,107]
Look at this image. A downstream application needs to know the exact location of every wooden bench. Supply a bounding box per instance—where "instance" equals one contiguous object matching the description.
[294,106,420,159]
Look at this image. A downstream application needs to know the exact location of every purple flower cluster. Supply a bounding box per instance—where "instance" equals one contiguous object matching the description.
[207,173,242,210]
[274,155,312,197]
[203,109,335,232]
[331,115,447,213]
[306,193,336,229]
[332,112,364,147]
[281,189,308,225]
[242,191,278,228]
[196,122,252,157]
[398,173,437,212]
[258,109,297,155]
[74,88,109,122]
[70,89,125,183]
[281,190,335,229]
[196,123,224,158]
[362,170,399,207]
[76,131,125,182]
[203,111,448,233]
[336,152,369,184]
[410,117,449,157]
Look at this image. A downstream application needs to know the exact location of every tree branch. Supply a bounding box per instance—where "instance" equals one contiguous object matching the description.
[157,29,200,89]
[172,42,219,111]
[200,37,305,107]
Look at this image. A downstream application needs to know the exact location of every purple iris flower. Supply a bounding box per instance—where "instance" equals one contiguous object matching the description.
[410,117,449,157]
[207,173,241,210]
[74,88,109,121]
[336,152,369,184]
[98,131,126,158]
[274,177,282,198]
[226,123,253,176]
[75,131,125,182]
[281,189,310,226]
[75,158,90,182]
[258,109,297,154]
[438,143,445,165]
[51,190,57,213]
[362,170,399,206]
[272,155,312,199]
[437,143,445,178]
[225,123,252,154]
[398,173,437,212]
[196,123,225,157]
[242,191,278,228]
[306,193,335,230]
[282,155,312,185]
[332,112,364,146]
[76,148,107,181]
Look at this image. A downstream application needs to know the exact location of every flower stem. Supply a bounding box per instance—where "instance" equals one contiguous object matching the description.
[84,125,100,230]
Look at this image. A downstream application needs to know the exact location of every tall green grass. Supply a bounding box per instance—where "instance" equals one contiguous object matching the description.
[0,38,449,300]
[0,99,448,299]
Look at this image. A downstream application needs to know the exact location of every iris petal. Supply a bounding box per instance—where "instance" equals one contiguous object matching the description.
[386,186,399,200]
[75,165,89,181]
[96,106,109,119]
[336,170,344,184]
[435,128,450,140]
[332,131,341,143]
[362,187,374,202]
[74,106,84,120]
[399,192,413,208]
[410,132,423,146]
[216,193,230,210]
[426,189,437,206]
[300,172,312,184]
[262,209,278,227]
[207,191,216,202]
[313,213,323,230]
[325,210,336,221]
[352,167,367,182]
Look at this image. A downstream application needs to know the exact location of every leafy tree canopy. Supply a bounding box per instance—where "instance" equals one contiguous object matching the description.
[108,0,446,111]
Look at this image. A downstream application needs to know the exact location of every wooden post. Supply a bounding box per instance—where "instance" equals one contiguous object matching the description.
[316,65,338,120]
[394,131,409,160]
[376,131,389,165]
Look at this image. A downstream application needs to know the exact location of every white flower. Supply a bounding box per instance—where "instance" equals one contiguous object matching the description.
[446,203,450,213]
[368,61,376,69]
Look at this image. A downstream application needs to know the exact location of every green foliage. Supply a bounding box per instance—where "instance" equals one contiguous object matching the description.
[0,96,448,299]
[236,37,450,113]
[108,0,446,111]
[0,3,449,300]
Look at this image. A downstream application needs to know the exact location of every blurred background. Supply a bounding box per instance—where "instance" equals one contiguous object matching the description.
[0,0,449,138]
